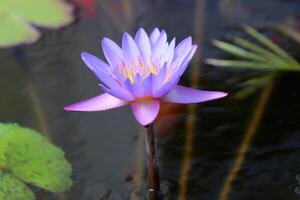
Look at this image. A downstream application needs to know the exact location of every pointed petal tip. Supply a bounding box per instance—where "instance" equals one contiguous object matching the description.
[80,51,88,61]
[214,91,228,99]
[137,27,146,33]
[123,32,130,38]
[184,36,192,43]
[153,27,160,32]
[64,105,72,111]
[101,37,109,44]
[63,104,87,112]
[80,51,87,57]
[140,119,155,126]
[81,51,99,63]
[135,28,149,41]
[101,37,117,48]
[101,37,110,42]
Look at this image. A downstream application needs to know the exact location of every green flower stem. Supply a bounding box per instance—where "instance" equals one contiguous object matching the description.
[145,124,163,200]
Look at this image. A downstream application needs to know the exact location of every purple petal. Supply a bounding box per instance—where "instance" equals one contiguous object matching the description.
[134,28,152,64]
[102,37,124,68]
[168,44,196,78]
[151,30,168,65]
[174,36,192,58]
[177,45,198,76]
[171,37,192,67]
[126,75,153,98]
[64,93,128,112]
[149,28,160,46]
[81,52,110,74]
[131,100,160,126]
[152,63,167,91]
[81,52,120,89]
[163,85,228,104]
[122,32,141,64]
[156,30,167,44]
[164,38,176,65]
[152,75,180,98]
[99,84,134,101]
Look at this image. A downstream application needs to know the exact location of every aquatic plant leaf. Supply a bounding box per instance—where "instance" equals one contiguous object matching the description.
[212,40,265,61]
[0,0,74,47]
[0,172,34,200]
[243,25,299,67]
[233,37,281,58]
[0,14,40,47]
[233,74,275,99]
[0,123,72,193]
[206,59,295,71]
[277,25,300,44]
[0,0,73,28]
[207,25,300,71]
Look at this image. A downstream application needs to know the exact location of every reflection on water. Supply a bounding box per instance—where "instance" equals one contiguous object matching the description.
[0,0,300,199]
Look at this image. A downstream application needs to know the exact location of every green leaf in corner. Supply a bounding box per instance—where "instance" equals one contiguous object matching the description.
[0,172,34,200]
[0,0,74,47]
[0,123,72,198]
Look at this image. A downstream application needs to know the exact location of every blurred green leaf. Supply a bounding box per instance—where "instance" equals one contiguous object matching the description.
[0,0,74,47]
[243,25,299,67]
[207,25,300,71]
[0,172,34,200]
[233,74,275,99]
[277,25,300,44]
[0,123,72,198]
[0,14,40,47]
[212,39,265,61]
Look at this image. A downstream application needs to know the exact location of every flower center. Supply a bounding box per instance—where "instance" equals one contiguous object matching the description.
[119,61,159,84]
[135,96,153,102]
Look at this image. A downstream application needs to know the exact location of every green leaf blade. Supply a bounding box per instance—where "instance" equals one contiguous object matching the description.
[212,39,265,61]
[244,25,299,67]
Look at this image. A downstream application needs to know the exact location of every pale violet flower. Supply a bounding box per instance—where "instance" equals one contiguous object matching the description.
[65,28,227,126]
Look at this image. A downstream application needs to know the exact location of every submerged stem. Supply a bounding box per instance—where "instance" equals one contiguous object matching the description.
[145,124,163,200]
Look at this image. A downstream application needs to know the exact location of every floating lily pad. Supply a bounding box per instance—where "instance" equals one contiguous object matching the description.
[0,123,72,198]
[0,172,34,200]
[0,0,74,47]
[0,14,40,48]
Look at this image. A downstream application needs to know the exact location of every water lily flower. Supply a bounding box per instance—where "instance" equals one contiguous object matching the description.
[65,28,227,126]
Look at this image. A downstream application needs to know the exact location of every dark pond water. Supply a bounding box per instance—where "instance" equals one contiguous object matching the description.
[0,0,300,199]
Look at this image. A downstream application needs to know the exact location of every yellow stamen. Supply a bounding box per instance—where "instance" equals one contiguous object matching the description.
[126,70,134,83]
[134,96,153,102]
[149,66,157,74]
[118,61,160,84]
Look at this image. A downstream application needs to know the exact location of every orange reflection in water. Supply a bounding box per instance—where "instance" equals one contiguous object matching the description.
[73,0,97,17]
[155,103,187,138]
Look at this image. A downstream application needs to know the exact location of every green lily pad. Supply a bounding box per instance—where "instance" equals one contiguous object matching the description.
[0,172,34,200]
[0,123,72,198]
[0,13,40,48]
[0,0,74,47]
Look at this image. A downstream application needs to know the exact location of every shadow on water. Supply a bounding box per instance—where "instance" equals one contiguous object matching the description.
[0,0,300,199]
